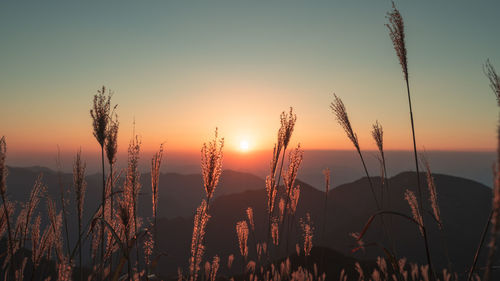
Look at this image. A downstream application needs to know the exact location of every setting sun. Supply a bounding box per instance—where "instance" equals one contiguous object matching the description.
[239,140,250,152]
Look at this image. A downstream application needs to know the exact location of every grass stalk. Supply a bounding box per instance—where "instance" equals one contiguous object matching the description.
[386,3,434,277]
[56,147,71,257]
[0,137,16,277]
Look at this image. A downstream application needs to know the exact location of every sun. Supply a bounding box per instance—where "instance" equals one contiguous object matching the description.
[239,140,250,152]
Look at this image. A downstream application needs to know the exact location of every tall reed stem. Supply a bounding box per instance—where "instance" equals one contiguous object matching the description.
[405,79,434,279]
[0,137,16,277]
[468,210,493,280]
[101,146,106,278]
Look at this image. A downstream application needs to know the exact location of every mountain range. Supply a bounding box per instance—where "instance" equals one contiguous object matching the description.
[3,166,495,280]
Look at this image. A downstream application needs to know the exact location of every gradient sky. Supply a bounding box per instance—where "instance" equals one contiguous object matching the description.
[1,0,499,160]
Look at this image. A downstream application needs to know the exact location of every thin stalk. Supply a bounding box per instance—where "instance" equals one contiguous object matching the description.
[190,197,211,281]
[358,150,380,209]
[133,191,141,278]
[110,164,114,230]
[266,148,286,256]
[320,187,328,270]
[468,210,493,280]
[380,154,397,257]
[109,163,115,272]
[101,146,106,279]
[405,80,435,279]
[0,191,15,277]
[440,226,453,276]
[57,148,71,257]
[126,228,132,281]
[78,209,83,281]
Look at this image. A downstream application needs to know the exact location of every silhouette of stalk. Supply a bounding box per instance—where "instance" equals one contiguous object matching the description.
[421,155,453,273]
[468,211,493,281]
[105,112,119,271]
[469,59,500,281]
[484,163,500,281]
[273,108,296,222]
[330,94,380,209]
[484,59,500,105]
[0,136,16,277]
[151,143,164,263]
[245,207,259,260]
[56,146,71,257]
[483,59,500,281]
[106,112,119,229]
[73,149,86,281]
[282,144,302,253]
[126,134,141,278]
[320,168,330,271]
[265,108,296,252]
[90,86,114,277]
[386,3,434,277]
[372,121,397,254]
[189,129,223,281]
[201,128,224,205]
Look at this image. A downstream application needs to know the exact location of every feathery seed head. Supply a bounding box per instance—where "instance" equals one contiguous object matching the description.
[372,121,384,156]
[151,144,164,218]
[289,186,301,215]
[189,200,210,281]
[105,112,119,165]
[31,215,41,263]
[201,128,224,202]
[278,198,285,222]
[404,189,424,236]
[236,220,249,258]
[386,2,408,80]
[124,134,141,223]
[210,256,220,281]
[330,94,360,151]
[144,230,154,266]
[421,155,442,229]
[265,175,277,214]
[300,213,314,256]
[284,144,303,195]
[90,86,113,147]
[279,107,297,149]
[73,149,87,222]
[246,207,255,231]
[484,59,500,105]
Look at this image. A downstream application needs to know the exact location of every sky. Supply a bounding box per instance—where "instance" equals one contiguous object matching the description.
[1,0,499,166]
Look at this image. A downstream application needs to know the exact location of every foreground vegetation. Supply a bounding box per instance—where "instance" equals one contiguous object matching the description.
[1,3,499,281]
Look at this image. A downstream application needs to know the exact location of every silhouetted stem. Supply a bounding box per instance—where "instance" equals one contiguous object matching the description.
[57,149,71,257]
[357,150,380,209]
[101,146,106,279]
[405,79,435,280]
[0,190,15,278]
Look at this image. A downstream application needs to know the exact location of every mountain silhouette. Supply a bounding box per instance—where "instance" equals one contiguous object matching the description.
[3,166,494,280]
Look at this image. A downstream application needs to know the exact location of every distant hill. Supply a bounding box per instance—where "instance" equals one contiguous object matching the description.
[5,166,265,220]
[3,166,496,280]
[154,172,494,279]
